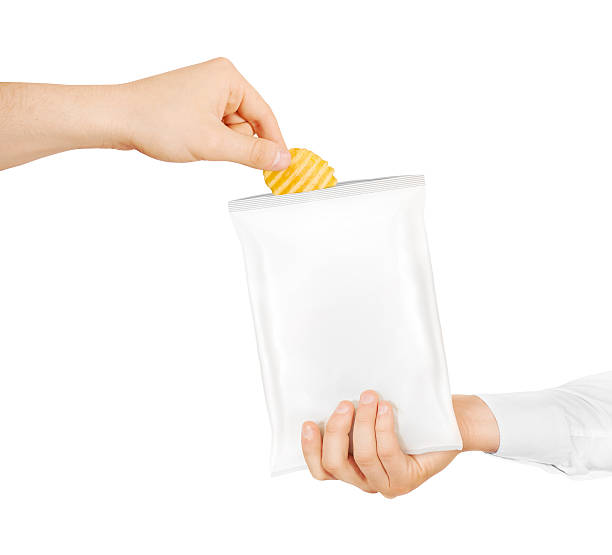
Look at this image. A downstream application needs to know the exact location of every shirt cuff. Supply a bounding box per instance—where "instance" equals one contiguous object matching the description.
[476,390,572,468]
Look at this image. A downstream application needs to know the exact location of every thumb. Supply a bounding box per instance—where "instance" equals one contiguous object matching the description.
[211,125,291,171]
[412,450,459,479]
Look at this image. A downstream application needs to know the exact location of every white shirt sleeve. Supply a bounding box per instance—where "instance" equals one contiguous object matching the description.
[477,371,612,478]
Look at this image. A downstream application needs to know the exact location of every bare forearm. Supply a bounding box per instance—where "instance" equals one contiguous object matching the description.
[0,82,128,170]
[453,394,500,453]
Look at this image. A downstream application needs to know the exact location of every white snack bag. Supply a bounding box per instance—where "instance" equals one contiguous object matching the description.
[229,175,462,475]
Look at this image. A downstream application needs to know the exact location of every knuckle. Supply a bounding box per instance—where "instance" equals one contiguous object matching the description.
[321,455,341,474]
[381,486,401,499]
[361,486,378,494]
[212,56,234,69]
[355,412,374,425]
[325,418,346,435]
[377,445,395,460]
[248,140,269,167]
[353,449,376,467]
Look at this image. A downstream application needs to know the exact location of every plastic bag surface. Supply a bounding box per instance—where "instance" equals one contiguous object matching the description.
[229,176,462,475]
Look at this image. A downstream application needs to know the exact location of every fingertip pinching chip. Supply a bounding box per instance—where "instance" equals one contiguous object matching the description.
[263,148,337,195]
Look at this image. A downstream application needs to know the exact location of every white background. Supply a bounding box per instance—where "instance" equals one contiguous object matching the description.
[1,1,611,553]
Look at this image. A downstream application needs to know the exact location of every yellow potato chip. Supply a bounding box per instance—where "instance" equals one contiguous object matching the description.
[263,148,337,195]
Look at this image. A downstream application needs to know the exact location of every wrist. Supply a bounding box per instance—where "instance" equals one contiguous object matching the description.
[452,394,500,453]
[67,84,133,151]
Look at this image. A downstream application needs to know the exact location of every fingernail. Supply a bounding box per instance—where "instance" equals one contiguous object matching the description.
[302,423,314,440]
[378,402,389,415]
[335,402,351,414]
[270,149,291,171]
[360,391,377,405]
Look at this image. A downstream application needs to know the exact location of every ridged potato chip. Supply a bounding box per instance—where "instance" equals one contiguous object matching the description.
[263,148,337,195]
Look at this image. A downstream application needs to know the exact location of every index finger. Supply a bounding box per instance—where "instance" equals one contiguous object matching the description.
[233,74,287,149]
[301,421,333,481]
[375,401,409,481]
